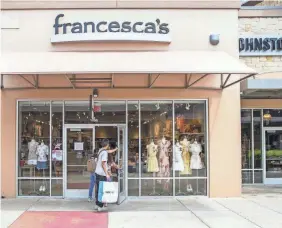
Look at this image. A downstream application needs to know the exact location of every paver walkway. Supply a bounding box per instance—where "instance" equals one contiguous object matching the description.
[1,194,282,228]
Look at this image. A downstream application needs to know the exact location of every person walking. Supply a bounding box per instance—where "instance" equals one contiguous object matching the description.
[94,139,118,211]
[88,155,96,202]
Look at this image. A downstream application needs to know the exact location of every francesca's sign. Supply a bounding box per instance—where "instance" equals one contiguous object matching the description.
[239,35,282,56]
[51,14,171,43]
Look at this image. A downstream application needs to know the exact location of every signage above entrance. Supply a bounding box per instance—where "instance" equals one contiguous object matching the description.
[51,14,171,44]
[239,35,282,56]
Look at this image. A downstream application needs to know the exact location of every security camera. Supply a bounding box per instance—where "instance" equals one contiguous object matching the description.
[209,34,220,46]
[93,88,99,98]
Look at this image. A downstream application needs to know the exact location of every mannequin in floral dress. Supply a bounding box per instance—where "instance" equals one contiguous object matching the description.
[158,136,171,189]
[180,136,192,175]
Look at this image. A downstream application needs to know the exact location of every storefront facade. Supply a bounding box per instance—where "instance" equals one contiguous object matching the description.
[239,7,282,185]
[1,1,255,198]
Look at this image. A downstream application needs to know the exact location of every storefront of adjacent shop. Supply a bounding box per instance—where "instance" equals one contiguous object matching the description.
[239,9,282,185]
[1,5,256,199]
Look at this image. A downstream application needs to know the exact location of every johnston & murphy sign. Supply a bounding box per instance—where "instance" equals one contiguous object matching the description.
[239,35,282,56]
[51,14,171,43]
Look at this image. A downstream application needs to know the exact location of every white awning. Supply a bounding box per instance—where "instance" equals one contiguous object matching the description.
[1,51,255,75]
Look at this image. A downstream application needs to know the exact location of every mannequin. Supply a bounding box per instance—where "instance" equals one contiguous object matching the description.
[158,136,171,190]
[180,136,192,175]
[190,138,203,170]
[174,141,184,172]
[28,139,38,165]
[180,136,193,193]
[36,140,49,192]
[146,139,159,172]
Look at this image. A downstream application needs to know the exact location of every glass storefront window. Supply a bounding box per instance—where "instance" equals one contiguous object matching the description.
[174,101,207,178]
[17,99,207,197]
[52,101,63,178]
[263,109,282,127]
[241,109,252,169]
[128,101,139,178]
[140,101,173,177]
[65,101,89,124]
[18,179,50,196]
[92,101,126,124]
[18,101,50,179]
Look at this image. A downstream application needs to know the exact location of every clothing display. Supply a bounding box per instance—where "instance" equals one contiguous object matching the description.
[158,138,171,181]
[174,143,184,172]
[190,141,203,169]
[180,138,192,175]
[36,143,49,162]
[147,142,159,172]
[28,139,38,165]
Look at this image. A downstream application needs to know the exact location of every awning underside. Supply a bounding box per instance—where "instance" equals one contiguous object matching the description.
[241,72,282,98]
[0,51,256,90]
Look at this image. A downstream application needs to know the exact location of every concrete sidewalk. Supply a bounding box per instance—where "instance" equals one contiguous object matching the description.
[1,195,282,228]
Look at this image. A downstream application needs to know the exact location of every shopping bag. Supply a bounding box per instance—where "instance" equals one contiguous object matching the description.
[98,181,118,204]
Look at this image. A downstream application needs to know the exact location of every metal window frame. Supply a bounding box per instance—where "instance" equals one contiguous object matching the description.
[16,99,209,198]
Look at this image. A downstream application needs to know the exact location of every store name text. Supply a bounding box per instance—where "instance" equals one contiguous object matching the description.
[51,14,171,43]
[239,36,282,56]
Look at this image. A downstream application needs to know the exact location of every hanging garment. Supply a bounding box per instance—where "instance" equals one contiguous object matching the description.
[28,140,38,165]
[158,140,171,184]
[36,144,49,162]
[180,140,192,175]
[147,143,159,172]
[174,144,184,172]
[190,143,203,169]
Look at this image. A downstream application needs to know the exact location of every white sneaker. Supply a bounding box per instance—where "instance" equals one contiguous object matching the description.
[39,186,43,192]
[42,186,46,192]
[88,197,93,202]
[97,206,107,212]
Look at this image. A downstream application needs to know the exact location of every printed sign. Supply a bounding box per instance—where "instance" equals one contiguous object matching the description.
[52,150,63,161]
[51,14,171,43]
[74,142,84,151]
[239,35,282,56]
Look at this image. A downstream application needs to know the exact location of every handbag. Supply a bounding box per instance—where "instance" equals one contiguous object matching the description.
[98,181,118,204]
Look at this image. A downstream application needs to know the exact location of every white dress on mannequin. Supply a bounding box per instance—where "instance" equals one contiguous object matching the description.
[174,143,184,172]
[190,141,203,169]
[28,139,38,165]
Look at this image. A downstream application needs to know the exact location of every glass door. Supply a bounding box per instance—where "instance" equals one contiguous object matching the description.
[64,125,94,198]
[264,128,282,185]
[117,126,126,204]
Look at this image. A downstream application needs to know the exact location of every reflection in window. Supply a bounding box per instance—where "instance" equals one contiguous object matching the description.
[241,109,252,169]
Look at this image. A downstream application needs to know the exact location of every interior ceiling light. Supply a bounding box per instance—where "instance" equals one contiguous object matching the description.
[186,103,191,110]
[263,113,272,120]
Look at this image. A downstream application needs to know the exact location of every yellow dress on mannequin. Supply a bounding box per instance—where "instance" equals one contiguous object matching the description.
[147,142,159,172]
[180,138,192,175]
